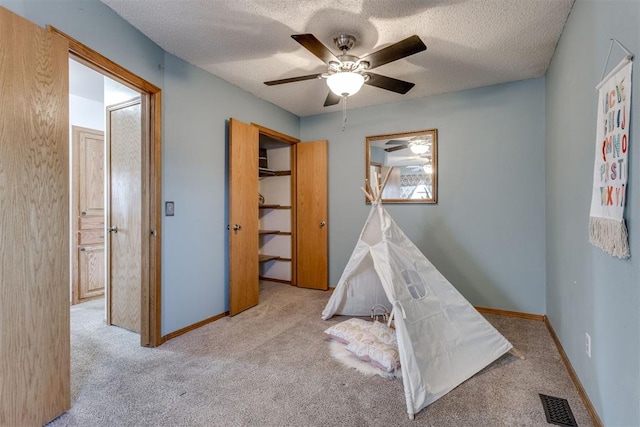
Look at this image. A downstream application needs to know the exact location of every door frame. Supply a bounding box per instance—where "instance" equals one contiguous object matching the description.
[49,26,163,347]
[251,123,299,286]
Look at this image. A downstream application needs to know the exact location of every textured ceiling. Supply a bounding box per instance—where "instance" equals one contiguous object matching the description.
[100,0,574,117]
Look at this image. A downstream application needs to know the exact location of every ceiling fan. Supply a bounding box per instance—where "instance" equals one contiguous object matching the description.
[264,33,427,107]
[385,135,433,154]
[385,139,410,152]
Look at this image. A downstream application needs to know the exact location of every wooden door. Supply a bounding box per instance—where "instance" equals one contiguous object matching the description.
[0,6,70,425]
[296,140,328,290]
[107,99,142,333]
[229,118,259,315]
[72,126,105,304]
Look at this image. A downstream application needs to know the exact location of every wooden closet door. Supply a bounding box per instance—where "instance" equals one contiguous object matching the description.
[0,6,70,425]
[296,140,328,290]
[229,118,259,315]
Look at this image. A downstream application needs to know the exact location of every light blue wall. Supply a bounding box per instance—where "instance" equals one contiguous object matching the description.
[161,54,298,334]
[2,0,300,335]
[545,1,640,425]
[302,78,547,315]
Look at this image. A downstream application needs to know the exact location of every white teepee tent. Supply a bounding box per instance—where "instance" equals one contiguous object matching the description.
[322,173,514,419]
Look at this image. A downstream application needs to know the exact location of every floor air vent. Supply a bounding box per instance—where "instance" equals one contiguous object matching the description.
[539,394,578,426]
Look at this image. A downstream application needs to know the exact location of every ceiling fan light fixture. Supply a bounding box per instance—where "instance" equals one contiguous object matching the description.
[408,140,430,154]
[408,136,432,154]
[327,71,365,97]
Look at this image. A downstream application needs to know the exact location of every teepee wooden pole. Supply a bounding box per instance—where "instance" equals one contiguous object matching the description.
[509,347,526,360]
[372,171,380,192]
[380,167,393,195]
[360,187,374,202]
[365,168,393,204]
[372,172,380,201]
[365,179,373,200]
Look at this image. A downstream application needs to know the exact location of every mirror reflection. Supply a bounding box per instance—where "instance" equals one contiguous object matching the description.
[366,129,437,203]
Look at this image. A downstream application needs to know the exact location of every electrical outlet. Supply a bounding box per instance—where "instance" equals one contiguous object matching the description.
[585,333,591,358]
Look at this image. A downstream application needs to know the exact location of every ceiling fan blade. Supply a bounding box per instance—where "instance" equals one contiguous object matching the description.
[291,34,339,65]
[323,91,341,107]
[385,139,407,145]
[384,144,408,152]
[365,72,415,94]
[264,74,322,86]
[360,35,426,70]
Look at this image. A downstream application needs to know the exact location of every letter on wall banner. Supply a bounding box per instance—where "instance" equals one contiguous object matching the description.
[589,59,632,258]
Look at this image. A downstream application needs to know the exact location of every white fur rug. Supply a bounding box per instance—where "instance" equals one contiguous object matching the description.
[328,340,402,379]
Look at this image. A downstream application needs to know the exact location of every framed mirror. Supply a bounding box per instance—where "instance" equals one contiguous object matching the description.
[366,129,437,203]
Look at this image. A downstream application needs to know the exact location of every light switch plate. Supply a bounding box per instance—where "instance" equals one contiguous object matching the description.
[165,201,174,216]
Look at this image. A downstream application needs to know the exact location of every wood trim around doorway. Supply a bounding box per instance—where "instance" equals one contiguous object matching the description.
[49,26,163,347]
[251,123,300,144]
[251,123,300,286]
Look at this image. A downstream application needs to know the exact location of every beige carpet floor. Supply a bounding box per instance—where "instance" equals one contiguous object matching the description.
[48,281,592,426]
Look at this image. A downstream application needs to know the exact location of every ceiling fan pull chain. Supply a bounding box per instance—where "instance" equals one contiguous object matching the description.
[342,94,348,131]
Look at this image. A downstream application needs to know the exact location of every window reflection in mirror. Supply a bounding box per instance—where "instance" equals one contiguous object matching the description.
[366,129,437,203]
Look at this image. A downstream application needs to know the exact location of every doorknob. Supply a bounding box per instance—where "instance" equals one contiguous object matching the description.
[233,224,242,231]
[319,221,326,227]
[108,226,118,233]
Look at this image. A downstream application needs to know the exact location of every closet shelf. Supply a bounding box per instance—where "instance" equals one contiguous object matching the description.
[259,204,291,209]
[259,168,291,177]
[259,254,281,263]
[259,230,292,236]
[259,229,280,235]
